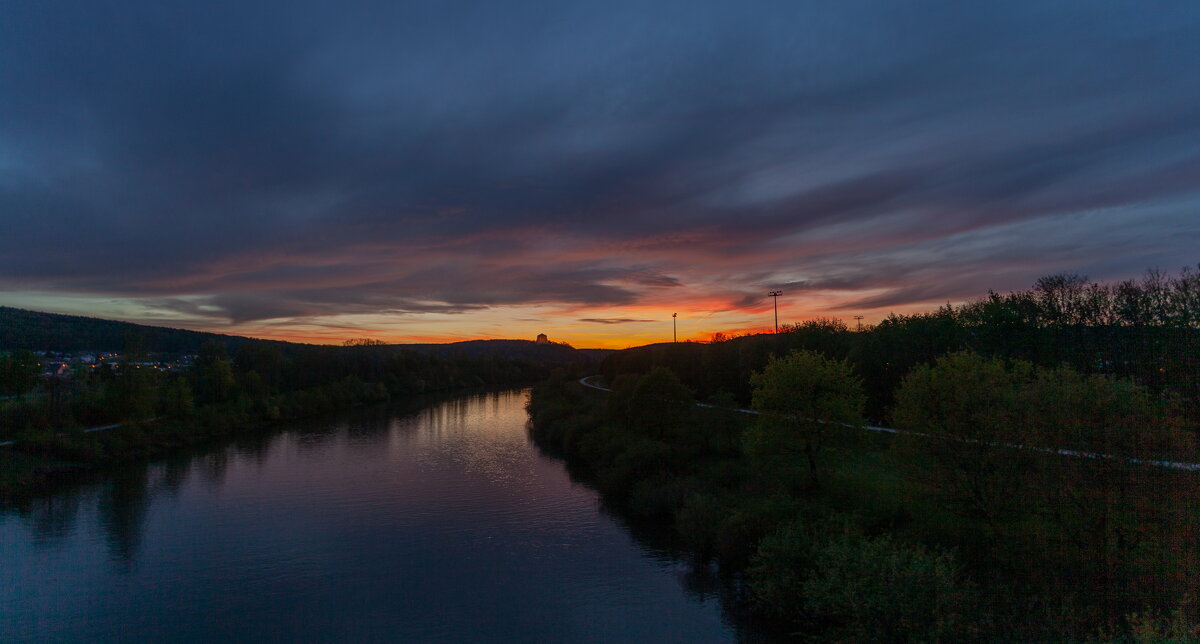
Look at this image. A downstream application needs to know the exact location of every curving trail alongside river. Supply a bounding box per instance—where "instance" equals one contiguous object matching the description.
[578,375,1200,472]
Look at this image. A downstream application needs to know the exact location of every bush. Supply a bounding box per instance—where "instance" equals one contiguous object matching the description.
[712,495,806,567]
[748,519,825,618]
[628,475,697,518]
[594,438,673,498]
[607,368,693,438]
[1123,597,1200,643]
[802,532,972,642]
[675,493,733,555]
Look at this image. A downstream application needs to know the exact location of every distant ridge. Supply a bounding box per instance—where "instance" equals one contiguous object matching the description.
[396,339,609,363]
[0,306,289,354]
[0,306,609,363]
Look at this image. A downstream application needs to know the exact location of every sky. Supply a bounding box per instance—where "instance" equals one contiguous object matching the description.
[1,1,1198,348]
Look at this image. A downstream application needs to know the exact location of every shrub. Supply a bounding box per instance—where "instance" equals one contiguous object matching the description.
[802,532,971,642]
[748,519,825,618]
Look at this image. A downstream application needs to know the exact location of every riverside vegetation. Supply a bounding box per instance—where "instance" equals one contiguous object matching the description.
[1,338,574,497]
[527,267,1200,642]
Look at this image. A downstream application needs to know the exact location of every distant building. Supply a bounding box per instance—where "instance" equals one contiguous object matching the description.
[535,333,549,344]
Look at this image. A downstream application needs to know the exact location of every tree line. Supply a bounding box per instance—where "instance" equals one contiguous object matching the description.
[529,265,1200,641]
[0,339,570,482]
[602,265,1200,425]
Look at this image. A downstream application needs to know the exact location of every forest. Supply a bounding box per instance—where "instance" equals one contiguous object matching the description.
[527,267,1200,642]
[1,337,591,496]
[602,268,1200,425]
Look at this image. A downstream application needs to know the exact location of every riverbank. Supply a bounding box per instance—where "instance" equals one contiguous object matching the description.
[527,371,1200,642]
[1,380,535,500]
[527,374,967,641]
[2,388,740,643]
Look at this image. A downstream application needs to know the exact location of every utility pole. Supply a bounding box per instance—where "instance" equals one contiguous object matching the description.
[854,315,864,332]
[768,291,782,333]
[672,312,677,343]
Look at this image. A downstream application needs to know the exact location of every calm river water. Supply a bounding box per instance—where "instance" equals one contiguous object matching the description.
[1,389,745,642]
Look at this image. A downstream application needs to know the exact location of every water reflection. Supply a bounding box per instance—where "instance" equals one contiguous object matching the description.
[160,456,192,497]
[1,390,748,643]
[25,487,83,545]
[544,431,785,641]
[230,432,274,468]
[295,424,339,452]
[197,450,230,492]
[96,464,150,565]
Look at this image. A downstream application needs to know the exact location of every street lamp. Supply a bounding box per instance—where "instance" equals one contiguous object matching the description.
[768,291,782,333]
[672,312,677,343]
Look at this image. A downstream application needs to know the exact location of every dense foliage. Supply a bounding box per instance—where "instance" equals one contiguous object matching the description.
[1,339,581,497]
[530,266,1200,641]
[529,367,983,641]
[601,266,1200,425]
[894,353,1198,634]
[746,351,865,490]
[2,341,560,439]
[0,350,41,395]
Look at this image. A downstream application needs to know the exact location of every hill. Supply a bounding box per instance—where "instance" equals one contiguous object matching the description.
[399,339,607,364]
[0,306,292,354]
[0,307,607,364]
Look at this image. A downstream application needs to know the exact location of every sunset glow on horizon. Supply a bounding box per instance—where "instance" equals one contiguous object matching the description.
[2,2,1198,348]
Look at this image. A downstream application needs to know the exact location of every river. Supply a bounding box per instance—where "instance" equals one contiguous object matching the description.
[0,389,746,642]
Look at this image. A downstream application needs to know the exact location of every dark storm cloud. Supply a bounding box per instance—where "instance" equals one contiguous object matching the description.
[139,260,669,323]
[2,0,1198,322]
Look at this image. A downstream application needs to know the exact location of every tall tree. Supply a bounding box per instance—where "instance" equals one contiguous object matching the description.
[893,352,1035,527]
[0,350,42,395]
[747,350,865,490]
[192,341,236,405]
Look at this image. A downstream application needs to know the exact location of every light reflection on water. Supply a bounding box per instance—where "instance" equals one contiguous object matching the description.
[1,389,742,643]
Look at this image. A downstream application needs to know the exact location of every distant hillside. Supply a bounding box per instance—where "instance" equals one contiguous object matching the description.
[0,306,292,354]
[576,348,615,362]
[0,307,608,363]
[397,340,607,364]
